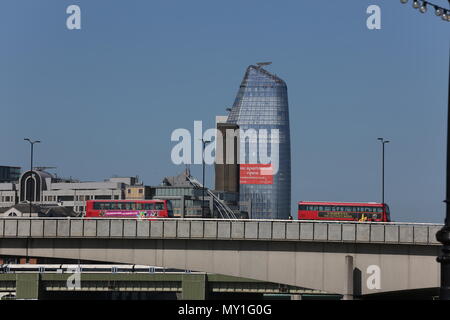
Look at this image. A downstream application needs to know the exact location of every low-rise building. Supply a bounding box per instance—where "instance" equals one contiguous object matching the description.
[154,169,242,218]
[0,168,244,218]
[0,182,19,208]
[0,170,144,215]
[0,203,77,217]
[125,185,154,200]
[155,169,211,218]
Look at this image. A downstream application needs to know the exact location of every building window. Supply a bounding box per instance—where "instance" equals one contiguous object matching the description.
[95,195,111,200]
[58,196,74,202]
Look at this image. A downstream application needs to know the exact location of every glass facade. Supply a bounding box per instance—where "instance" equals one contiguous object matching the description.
[227,65,291,219]
[154,186,209,217]
[0,166,21,183]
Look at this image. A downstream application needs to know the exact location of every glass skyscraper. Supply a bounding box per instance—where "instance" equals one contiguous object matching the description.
[227,64,291,219]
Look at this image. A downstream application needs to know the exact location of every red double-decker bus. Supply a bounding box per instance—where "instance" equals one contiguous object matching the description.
[298,201,391,222]
[85,200,173,218]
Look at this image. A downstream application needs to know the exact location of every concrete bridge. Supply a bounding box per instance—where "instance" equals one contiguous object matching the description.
[0,218,443,298]
[0,271,330,300]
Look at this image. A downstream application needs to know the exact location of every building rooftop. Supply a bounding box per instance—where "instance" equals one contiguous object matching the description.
[3,203,77,217]
[161,168,193,188]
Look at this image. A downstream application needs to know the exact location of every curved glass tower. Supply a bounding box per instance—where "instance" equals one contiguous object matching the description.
[227,64,291,219]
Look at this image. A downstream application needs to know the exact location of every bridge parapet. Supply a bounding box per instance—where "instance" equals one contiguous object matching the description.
[0,218,442,245]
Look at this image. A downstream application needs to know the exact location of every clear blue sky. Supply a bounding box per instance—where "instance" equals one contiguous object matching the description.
[1,0,448,222]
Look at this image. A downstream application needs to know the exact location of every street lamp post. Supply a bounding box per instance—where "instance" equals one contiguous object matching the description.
[24,138,40,214]
[200,138,211,218]
[377,138,390,205]
[436,54,450,300]
[398,0,450,302]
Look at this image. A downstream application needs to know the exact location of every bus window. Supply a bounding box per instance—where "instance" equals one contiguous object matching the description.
[155,203,164,210]
[136,203,144,210]
[144,203,154,210]
[110,202,119,210]
[167,201,174,217]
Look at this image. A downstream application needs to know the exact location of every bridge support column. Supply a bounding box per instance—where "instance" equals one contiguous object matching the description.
[343,255,354,300]
[181,274,207,300]
[16,273,42,300]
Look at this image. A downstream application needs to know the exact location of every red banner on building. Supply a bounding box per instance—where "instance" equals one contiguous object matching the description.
[240,164,273,185]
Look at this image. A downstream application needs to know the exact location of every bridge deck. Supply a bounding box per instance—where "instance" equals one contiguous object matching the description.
[0,218,442,245]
